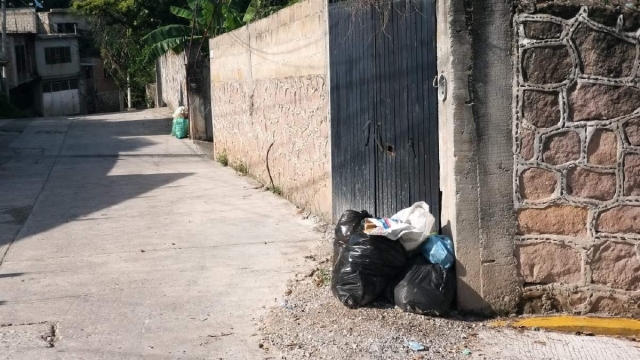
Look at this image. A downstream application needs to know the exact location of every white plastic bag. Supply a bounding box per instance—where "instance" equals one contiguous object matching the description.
[173,106,187,119]
[363,202,435,251]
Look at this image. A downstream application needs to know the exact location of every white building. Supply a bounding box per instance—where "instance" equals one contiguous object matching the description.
[0,7,120,116]
[35,33,81,116]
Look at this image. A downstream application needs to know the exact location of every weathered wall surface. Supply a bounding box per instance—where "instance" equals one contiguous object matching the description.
[1,8,37,33]
[436,0,521,315]
[159,51,187,111]
[210,0,330,220]
[91,57,119,93]
[34,36,80,79]
[95,91,121,113]
[514,6,640,316]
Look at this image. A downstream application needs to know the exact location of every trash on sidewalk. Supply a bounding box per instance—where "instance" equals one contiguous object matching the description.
[394,256,456,316]
[462,348,472,356]
[171,117,189,139]
[333,210,371,264]
[171,106,189,139]
[279,299,293,312]
[331,203,455,316]
[173,106,188,119]
[331,232,407,308]
[420,234,455,269]
[405,340,426,351]
[362,202,435,251]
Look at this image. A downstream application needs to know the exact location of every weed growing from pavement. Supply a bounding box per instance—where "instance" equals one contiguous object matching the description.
[314,268,331,287]
[268,185,283,196]
[216,150,229,167]
[231,161,249,175]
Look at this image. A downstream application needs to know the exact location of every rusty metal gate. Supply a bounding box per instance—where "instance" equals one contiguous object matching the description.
[329,0,439,224]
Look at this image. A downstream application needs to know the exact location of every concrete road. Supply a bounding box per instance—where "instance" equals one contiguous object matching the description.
[0,110,319,359]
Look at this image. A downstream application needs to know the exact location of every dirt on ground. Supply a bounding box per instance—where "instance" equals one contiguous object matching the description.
[259,231,488,360]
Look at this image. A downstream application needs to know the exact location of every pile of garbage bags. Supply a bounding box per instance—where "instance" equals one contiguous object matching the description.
[331,202,456,316]
[171,106,189,139]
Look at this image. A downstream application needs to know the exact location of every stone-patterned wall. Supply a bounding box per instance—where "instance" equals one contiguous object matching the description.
[95,91,121,114]
[210,0,330,220]
[514,7,640,316]
[159,51,187,111]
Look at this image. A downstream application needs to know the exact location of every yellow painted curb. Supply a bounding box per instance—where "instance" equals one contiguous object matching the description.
[490,316,640,337]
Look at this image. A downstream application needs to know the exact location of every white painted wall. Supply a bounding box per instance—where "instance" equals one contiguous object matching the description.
[35,36,80,79]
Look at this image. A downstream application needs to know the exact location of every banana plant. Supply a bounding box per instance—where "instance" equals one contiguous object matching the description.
[142,0,254,61]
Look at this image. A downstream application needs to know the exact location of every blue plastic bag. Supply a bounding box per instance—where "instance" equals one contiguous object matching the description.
[420,235,455,269]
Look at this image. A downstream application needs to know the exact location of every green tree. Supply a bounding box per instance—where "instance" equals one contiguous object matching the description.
[72,0,189,107]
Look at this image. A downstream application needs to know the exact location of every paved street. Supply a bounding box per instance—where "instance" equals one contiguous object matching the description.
[2,109,640,360]
[0,109,318,359]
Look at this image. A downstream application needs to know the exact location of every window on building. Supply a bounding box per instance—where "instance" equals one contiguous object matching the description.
[44,47,72,65]
[55,23,77,34]
[14,44,27,74]
[43,79,80,93]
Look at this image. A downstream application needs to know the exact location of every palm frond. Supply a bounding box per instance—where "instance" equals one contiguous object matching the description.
[142,25,191,46]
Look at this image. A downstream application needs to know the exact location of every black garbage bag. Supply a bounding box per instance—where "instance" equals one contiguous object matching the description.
[394,256,456,316]
[333,210,372,264]
[332,232,408,308]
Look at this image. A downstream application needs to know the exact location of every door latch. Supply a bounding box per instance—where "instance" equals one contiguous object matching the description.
[433,73,447,102]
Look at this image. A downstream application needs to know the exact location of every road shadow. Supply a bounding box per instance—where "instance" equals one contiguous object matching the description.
[0,272,25,279]
[0,114,196,254]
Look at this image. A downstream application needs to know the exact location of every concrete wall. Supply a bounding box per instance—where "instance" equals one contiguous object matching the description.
[5,37,17,88]
[9,35,37,87]
[1,9,38,89]
[39,10,90,34]
[513,5,640,317]
[0,8,37,33]
[209,0,330,220]
[436,0,521,315]
[35,36,80,79]
[90,57,119,93]
[158,51,187,111]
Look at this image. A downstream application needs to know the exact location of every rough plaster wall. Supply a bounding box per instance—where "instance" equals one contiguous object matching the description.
[472,0,522,314]
[159,51,187,111]
[437,0,485,314]
[5,37,16,88]
[93,58,119,93]
[37,12,50,34]
[210,0,330,220]
[513,7,640,316]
